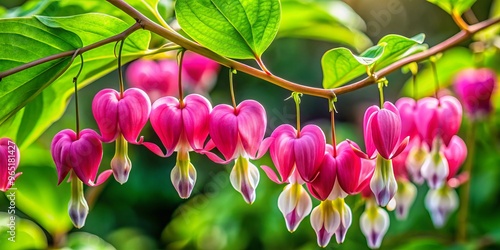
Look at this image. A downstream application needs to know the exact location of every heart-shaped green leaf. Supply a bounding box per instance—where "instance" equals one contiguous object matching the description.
[322,44,385,89]
[0,213,47,250]
[175,0,281,60]
[427,0,476,15]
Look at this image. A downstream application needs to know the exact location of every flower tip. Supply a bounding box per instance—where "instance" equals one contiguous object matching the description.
[68,197,89,229]
[111,154,132,184]
[171,162,197,199]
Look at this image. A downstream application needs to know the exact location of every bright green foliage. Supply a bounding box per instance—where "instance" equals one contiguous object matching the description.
[66,232,115,250]
[175,0,281,60]
[375,34,426,70]
[427,0,477,15]
[278,0,371,52]
[0,17,82,125]
[0,213,47,249]
[322,34,426,89]
[0,14,150,149]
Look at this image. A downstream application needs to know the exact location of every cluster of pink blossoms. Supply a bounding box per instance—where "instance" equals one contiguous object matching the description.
[47,53,496,248]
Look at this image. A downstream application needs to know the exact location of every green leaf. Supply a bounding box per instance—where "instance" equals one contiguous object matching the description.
[278,0,371,52]
[401,47,474,98]
[0,17,82,125]
[322,44,385,89]
[0,213,47,250]
[175,0,281,59]
[0,14,151,149]
[427,0,477,15]
[375,34,425,70]
[67,232,116,250]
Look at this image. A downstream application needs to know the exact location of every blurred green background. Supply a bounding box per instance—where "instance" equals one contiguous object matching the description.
[1,0,500,249]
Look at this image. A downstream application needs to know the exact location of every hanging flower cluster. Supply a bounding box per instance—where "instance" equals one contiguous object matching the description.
[45,42,497,249]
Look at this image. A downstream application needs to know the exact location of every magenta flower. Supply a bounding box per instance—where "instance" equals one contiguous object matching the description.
[261,124,326,183]
[147,94,211,198]
[395,97,418,140]
[92,88,151,143]
[206,100,266,203]
[416,96,462,148]
[126,59,179,101]
[0,138,21,192]
[443,135,467,182]
[453,68,497,119]
[182,51,220,93]
[51,129,112,186]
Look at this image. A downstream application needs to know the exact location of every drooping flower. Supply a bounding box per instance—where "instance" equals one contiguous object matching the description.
[182,51,220,93]
[51,129,113,186]
[261,124,326,183]
[310,199,340,247]
[126,59,179,101]
[395,97,418,140]
[453,68,497,119]
[443,135,467,182]
[0,138,21,192]
[147,94,211,198]
[206,100,266,204]
[415,96,462,148]
[360,198,390,249]
[393,179,417,220]
[420,144,449,189]
[92,88,151,183]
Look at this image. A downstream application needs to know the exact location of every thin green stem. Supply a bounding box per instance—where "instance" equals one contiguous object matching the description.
[117,39,126,97]
[229,69,237,109]
[457,120,477,242]
[330,108,337,156]
[378,81,384,108]
[73,55,84,138]
[177,49,186,107]
[293,93,302,137]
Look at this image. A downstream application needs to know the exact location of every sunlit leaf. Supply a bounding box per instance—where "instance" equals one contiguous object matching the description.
[375,33,426,70]
[322,45,385,89]
[427,0,477,15]
[0,213,47,250]
[0,17,82,125]
[175,0,281,60]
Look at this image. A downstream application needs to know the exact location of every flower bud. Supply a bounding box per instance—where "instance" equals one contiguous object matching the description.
[370,155,398,207]
[394,180,417,220]
[110,134,132,184]
[278,182,312,232]
[229,156,260,204]
[360,199,390,249]
[425,185,458,228]
[310,200,340,247]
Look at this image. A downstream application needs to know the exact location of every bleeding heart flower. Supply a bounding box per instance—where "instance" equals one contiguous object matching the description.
[182,51,220,93]
[51,129,112,186]
[147,94,211,198]
[394,179,417,220]
[0,138,21,192]
[277,170,312,232]
[261,124,326,183]
[453,68,497,119]
[416,96,462,148]
[443,135,467,180]
[92,88,151,143]
[310,199,340,247]
[126,59,179,101]
[395,97,418,140]
[421,144,449,189]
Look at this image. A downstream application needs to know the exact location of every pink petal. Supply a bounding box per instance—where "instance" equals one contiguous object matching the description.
[294,125,326,182]
[119,88,151,144]
[270,124,297,182]
[209,104,239,160]
[438,96,463,146]
[307,146,336,201]
[92,89,120,142]
[371,107,401,159]
[260,165,284,184]
[51,129,77,184]
[363,105,380,158]
[237,100,267,158]
[70,129,104,186]
[182,94,212,150]
[395,97,418,140]
[336,141,362,194]
[150,96,183,155]
[182,51,220,93]
[443,135,467,179]
[355,158,376,194]
[416,98,439,148]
